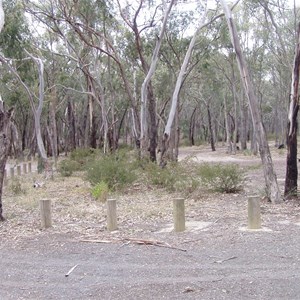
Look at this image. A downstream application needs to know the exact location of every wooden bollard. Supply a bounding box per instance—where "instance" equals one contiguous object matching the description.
[3,169,7,185]
[10,167,14,178]
[28,162,32,173]
[23,163,27,174]
[40,199,52,228]
[248,196,261,229]
[173,198,185,232]
[107,199,117,231]
[17,165,21,176]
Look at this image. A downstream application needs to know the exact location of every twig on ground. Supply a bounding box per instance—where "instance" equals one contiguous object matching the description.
[65,264,78,277]
[214,256,237,264]
[79,239,114,244]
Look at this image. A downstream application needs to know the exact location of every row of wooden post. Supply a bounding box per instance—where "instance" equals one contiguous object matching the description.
[4,162,32,183]
[39,196,262,231]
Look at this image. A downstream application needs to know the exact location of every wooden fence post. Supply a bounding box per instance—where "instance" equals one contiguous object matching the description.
[17,165,21,176]
[107,199,117,231]
[40,199,52,228]
[10,167,14,178]
[173,198,185,232]
[248,196,261,229]
[3,169,7,185]
[23,163,27,174]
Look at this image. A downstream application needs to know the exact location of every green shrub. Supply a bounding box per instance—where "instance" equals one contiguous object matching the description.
[91,181,109,202]
[142,161,199,193]
[70,148,98,170]
[86,152,136,191]
[10,178,25,195]
[58,159,81,177]
[198,163,244,193]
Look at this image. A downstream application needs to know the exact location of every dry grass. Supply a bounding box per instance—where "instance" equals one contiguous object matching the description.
[2,144,300,247]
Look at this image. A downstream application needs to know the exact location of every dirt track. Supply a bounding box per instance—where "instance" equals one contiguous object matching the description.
[1,145,300,299]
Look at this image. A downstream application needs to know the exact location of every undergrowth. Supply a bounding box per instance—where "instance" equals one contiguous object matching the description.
[198,163,245,193]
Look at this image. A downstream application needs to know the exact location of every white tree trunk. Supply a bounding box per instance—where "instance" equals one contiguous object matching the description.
[220,0,281,203]
[0,0,4,33]
[140,0,175,141]
[164,3,207,137]
[25,51,48,161]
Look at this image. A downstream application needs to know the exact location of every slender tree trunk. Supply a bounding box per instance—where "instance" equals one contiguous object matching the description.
[67,100,76,152]
[140,0,175,161]
[189,107,197,146]
[0,104,13,221]
[220,0,281,203]
[284,22,300,198]
[224,97,232,153]
[160,4,208,165]
[207,103,216,152]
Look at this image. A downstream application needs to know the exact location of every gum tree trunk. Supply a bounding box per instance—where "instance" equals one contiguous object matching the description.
[284,22,300,198]
[0,104,13,221]
[220,0,281,203]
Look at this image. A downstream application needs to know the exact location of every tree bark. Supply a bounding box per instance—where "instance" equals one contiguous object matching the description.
[207,103,216,152]
[0,104,13,221]
[220,0,281,203]
[67,100,76,152]
[284,22,300,198]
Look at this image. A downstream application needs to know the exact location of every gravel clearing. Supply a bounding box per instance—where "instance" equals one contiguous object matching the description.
[1,145,300,299]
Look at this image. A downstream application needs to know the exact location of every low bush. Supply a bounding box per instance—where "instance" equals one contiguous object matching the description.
[70,148,98,170]
[91,181,109,202]
[198,163,244,193]
[142,160,199,193]
[58,159,81,177]
[86,152,136,191]
[9,178,25,195]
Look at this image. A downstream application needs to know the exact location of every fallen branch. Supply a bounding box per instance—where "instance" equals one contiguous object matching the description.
[80,239,114,244]
[78,237,187,252]
[123,238,187,252]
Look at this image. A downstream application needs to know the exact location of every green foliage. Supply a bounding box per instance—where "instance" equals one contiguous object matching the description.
[141,160,199,193]
[198,163,244,193]
[9,178,25,195]
[58,159,82,177]
[37,157,44,174]
[70,148,98,170]
[91,181,109,202]
[86,152,136,191]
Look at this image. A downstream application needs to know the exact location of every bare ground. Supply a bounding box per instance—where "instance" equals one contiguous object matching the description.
[1,145,300,300]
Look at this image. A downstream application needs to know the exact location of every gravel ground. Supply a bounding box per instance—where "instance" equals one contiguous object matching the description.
[1,145,300,300]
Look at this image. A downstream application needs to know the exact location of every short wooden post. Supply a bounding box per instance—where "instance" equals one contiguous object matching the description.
[17,165,21,176]
[10,167,14,178]
[28,162,32,173]
[23,163,27,174]
[107,199,117,231]
[3,169,7,185]
[40,199,52,228]
[248,196,261,229]
[173,198,185,232]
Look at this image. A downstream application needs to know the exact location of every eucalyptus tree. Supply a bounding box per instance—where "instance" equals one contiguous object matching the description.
[220,0,281,203]
[285,22,300,198]
[0,0,14,221]
[25,0,140,152]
